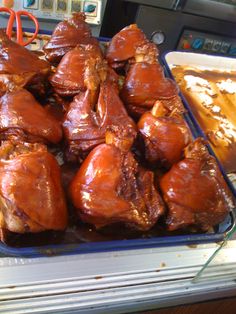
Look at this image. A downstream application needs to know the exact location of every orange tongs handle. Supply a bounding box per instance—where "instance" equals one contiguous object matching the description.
[0,7,15,37]
[15,11,39,46]
[0,7,39,46]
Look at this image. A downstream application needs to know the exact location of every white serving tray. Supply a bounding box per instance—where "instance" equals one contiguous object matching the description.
[163,51,236,189]
[165,51,236,72]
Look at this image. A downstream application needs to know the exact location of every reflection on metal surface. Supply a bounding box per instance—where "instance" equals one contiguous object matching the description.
[193,226,236,282]
[0,241,236,313]
[210,0,236,6]
[183,0,236,23]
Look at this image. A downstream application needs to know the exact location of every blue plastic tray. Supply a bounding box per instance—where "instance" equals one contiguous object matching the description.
[0,36,235,257]
[0,219,234,257]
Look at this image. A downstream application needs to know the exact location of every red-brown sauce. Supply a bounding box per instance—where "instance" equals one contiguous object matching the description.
[172,66,236,174]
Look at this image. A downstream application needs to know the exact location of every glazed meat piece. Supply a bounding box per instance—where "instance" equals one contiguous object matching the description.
[43,13,99,64]
[0,30,50,96]
[69,126,165,230]
[121,44,179,118]
[160,139,234,231]
[0,89,62,144]
[106,24,152,70]
[50,44,106,97]
[138,101,191,168]
[0,141,68,236]
[127,96,185,120]
[122,63,178,107]
[63,81,136,162]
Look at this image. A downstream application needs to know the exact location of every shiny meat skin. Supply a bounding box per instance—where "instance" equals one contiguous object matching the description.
[63,81,136,162]
[69,128,165,230]
[138,101,191,168]
[50,44,106,97]
[106,24,152,69]
[126,95,185,120]
[0,30,50,96]
[0,89,62,144]
[43,13,99,64]
[160,139,234,231]
[0,142,68,234]
[121,62,179,118]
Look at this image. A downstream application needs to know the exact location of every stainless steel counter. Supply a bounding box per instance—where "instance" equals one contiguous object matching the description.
[1,240,236,314]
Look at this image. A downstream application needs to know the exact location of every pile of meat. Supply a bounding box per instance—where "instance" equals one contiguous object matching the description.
[0,13,234,244]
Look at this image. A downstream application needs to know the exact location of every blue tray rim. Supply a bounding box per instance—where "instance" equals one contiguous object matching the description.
[0,222,233,258]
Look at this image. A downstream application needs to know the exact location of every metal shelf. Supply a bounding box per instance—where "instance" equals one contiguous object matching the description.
[1,240,236,313]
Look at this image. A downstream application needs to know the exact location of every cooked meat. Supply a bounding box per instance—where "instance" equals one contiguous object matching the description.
[138,100,191,168]
[0,89,62,144]
[160,138,234,231]
[106,24,154,70]
[0,141,68,235]
[63,81,136,162]
[0,30,50,96]
[69,126,165,230]
[50,44,106,97]
[121,61,179,118]
[43,13,99,64]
